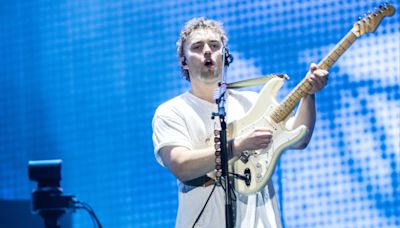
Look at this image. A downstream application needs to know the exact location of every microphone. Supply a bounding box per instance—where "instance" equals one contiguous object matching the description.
[213,46,228,104]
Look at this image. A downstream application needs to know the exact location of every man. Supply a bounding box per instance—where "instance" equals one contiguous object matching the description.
[152,18,328,228]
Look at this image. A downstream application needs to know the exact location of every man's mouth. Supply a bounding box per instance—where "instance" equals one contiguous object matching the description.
[204,59,214,67]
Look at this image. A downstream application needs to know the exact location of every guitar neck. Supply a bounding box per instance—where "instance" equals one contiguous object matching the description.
[318,30,358,70]
[270,30,358,123]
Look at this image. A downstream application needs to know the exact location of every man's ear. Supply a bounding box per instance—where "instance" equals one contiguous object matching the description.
[180,57,189,70]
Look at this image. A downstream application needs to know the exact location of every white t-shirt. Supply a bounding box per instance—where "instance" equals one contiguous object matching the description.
[152,90,282,228]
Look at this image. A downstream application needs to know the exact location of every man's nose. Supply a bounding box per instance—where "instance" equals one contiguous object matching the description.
[203,44,212,57]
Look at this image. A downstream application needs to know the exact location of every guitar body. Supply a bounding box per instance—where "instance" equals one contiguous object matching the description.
[228,77,308,195]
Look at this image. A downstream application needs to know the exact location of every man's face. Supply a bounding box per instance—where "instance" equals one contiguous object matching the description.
[183,28,223,84]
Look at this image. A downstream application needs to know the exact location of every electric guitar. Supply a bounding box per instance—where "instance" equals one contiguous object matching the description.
[228,3,395,195]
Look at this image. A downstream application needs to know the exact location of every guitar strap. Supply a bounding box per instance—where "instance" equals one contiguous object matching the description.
[227,74,288,89]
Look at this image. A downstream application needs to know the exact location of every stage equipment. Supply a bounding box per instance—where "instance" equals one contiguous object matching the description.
[29,159,102,228]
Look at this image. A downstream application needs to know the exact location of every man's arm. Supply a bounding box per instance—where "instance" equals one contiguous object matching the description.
[289,94,316,149]
[288,63,328,149]
[159,128,274,182]
[159,146,216,182]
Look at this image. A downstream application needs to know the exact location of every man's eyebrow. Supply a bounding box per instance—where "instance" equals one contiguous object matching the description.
[190,41,204,46]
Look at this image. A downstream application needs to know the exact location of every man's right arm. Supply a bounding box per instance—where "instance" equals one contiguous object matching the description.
[158,127,273,182]
[158,146,216,182]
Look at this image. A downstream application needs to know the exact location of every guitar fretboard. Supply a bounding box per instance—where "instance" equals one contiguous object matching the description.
[270,31,358,123]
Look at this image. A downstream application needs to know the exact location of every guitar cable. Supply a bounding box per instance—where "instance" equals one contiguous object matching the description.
[191,182,218,228]
[192,129,243,227]
[192,128,221,228]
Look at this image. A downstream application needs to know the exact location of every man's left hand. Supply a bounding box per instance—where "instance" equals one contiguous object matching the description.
[306,63,329,94]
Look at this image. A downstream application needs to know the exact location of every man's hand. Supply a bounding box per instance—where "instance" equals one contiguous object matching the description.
[307,63,329,94]
[233,128,273,156]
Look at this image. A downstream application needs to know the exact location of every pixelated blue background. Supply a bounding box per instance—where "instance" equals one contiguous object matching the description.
[0,1,399,227]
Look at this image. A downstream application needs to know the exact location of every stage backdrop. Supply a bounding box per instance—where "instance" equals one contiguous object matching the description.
[0,1,398,227]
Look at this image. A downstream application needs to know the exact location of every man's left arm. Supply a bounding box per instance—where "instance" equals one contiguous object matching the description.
[289,63,329,149]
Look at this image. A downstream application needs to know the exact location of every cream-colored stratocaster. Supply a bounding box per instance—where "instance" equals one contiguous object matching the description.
[228,4,395,195]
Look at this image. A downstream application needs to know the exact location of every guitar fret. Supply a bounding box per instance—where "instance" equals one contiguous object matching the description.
[339,43,347,50]
[292,91,301,99]
[320,62,329,70]
[333,50,341,58]
[328,55,337,63]
[283,102,294,111]
[345,37,353,45]
[343,39,350,47]
[325,59,333,68]
[327,54,336,62]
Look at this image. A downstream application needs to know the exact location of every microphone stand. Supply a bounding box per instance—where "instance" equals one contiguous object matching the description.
[212,48,235,228]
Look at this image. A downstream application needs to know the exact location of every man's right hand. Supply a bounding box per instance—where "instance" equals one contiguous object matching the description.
[232,127,273,156]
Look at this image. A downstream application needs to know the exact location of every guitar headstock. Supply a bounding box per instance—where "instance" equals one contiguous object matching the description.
[352,3,396,37]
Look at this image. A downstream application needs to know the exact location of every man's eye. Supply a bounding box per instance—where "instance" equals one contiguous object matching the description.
[211,44,221,49]
[192,45,201,50]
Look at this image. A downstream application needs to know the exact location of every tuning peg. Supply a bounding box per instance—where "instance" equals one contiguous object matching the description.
[367,12,373,19]
[359,14,367,22]
[373,8,378,16]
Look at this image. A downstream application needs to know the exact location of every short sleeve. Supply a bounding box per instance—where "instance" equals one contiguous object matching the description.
[152,114,193,166]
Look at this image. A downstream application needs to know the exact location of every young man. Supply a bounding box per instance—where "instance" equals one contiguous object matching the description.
[152,18,328,228]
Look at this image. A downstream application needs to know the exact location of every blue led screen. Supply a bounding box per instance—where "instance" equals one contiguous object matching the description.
[0,1,399,227]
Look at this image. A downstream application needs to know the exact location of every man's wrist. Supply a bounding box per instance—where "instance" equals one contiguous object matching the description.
[304,93,316,99]
[228,139,241,159]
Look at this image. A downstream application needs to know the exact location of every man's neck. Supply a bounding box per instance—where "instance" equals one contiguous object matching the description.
[190,80,219,103]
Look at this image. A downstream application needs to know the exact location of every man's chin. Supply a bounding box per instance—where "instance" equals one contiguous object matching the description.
[198,73,220,84]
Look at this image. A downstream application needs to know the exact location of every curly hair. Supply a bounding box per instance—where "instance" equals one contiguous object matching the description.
[176,17,228,81]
